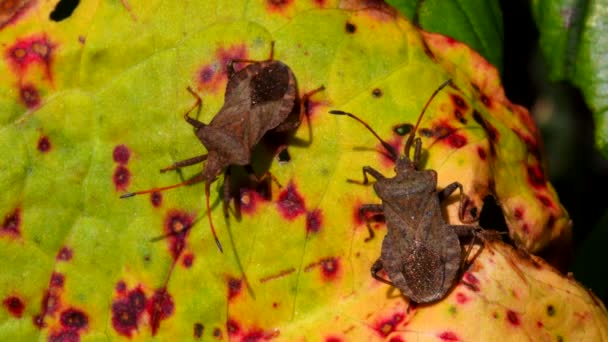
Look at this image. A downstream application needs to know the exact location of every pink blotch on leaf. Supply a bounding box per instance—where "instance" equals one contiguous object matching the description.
[20,83,40,108]
[1,208,21,237]
[6,34,55,82]
[48,329,79,342]
[536,194,554,208]
[227,277,242,301]
[438,331,460,341]
[306,209,323,233]
[379,136,402,167]
[321,257,340,281]
[477,146,486,160]
[197,44,248,93]
[389,337,405,342]
[147,288,174,336]
[266,0,294,12]
[50,272,64,288]
[455,292,469,304]
[115,281,126,293]
[240,188,266,215]
[182,253,194,268]
[60,308,88,331]
[112,144,130,164]
[226,319,240,335]
[431,122,467,149]
[507,310,520,326]
[150,191,162,207]
[375,312,405,337]
[527,165,546,188]
[463,272,480,292]
[57,246,73,261]
[325,337,342,342]
[3,295,25,318]
[38,135,51,152]
[277,182,306,220]
[164,210,194,261]
[111,284,147,337]
[513,208,524,220]
[113,165,130,191]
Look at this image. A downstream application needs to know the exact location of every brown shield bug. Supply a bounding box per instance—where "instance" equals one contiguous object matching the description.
[122,42,324,253]
[329,80,480,303]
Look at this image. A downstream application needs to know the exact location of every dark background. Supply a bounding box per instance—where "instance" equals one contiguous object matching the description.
[500,0,608,302]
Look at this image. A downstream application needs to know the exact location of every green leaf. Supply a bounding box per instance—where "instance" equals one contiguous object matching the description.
[531,0,608,158]
[387,0,504,71]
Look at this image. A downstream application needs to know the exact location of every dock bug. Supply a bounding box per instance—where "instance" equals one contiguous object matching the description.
[329,80,481,303]
[122,42,324,252]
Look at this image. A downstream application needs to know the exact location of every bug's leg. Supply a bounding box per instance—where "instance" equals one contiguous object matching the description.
[120,172,206,199]
[359,204,384,242]
[438,181,477,223]
[160,154,207,173]
[273,85,326,134]
[183,87,206,129]
[223,166,232,219]
[448,224,483,272]
[371,259,395,287]
[244,165,282,189]
[348,166,385,185]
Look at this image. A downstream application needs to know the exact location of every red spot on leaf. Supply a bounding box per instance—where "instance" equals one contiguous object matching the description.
[227,277,242,301]
[194,322,204,339]
[111,301,139,337]
[3,295,25,318]
[513,208,524,220]
[197,45,248,93]
[326,337,342,342]
[227,319,240,335]
[438,331,460,341]
[112,144,130,164]
[57,246,72,261]
[213,327,223,339]
[451,93,468,110]
[182,253,194,268]
[2,208,21,237]
[277,182,306,220]
[240,188,266,215]
[428,122,467,149]
[151,191,162,207]
[477,146,486,160]
[147,288,174,335]
[164,210,194,260]
[113,165,130,191]
[111,284,147,337]
[306,209,323,233]
[463,272,480,292]
[536,194,554,208]
[527,165,546,188]
[60,308,88,331]
[115,281,126,293]
[266,0,294,12]
[6,34,55,82]
[375,312,405,337]
[389,338,405,342]
[51,272,64,288]
[38,135,51,152]
[379,136,402,167]
[481,94,492,108]
[49,329,79,342]
[455,292,469,304]
[507,310,520,326]
[321,257,340,281]
[20,83,40,108]
[313,0,327,7]
[537,321,544,328]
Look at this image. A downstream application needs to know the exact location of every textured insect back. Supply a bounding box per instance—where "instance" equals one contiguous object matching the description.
[120,42,324,254]
[329,80,481,304]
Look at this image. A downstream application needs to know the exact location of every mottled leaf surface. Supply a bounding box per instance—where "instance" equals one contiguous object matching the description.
[0,0,596,341]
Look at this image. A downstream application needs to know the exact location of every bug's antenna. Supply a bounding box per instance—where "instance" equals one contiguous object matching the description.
[328,110,399,161]
[404,79,452,158]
